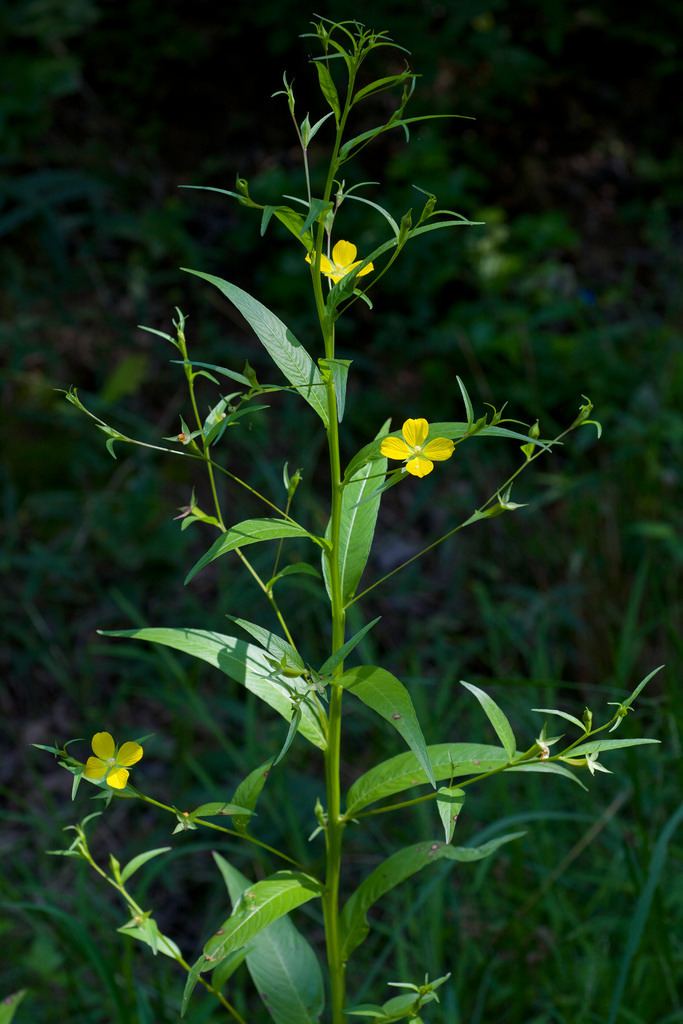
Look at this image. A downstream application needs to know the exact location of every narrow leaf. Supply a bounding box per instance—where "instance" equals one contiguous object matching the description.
[566,738,660,757]
[622,664,664,708]
[230,761,272,833]
[100,629,326,749]
[214,856,325,1023]
[326,420,390,602]
[460,681,516,760]
[227,616,305,670]
[181,958,204,1017]
[436,787,465,843]
[340,666,435,788]
[339,834,524,959]
[182,269,329,426]
[319,617,381,676]
[202,869,321,970]
[315,61,340,121]
[185,519,315,584]
[319,357,352,422]
[532,708,586,731]
[345,743,509,816]
[120,847,171,884]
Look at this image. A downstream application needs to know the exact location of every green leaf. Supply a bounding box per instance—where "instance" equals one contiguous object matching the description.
[339,834,524,959]
[532,708,586,731]
[182,269,329,426]
[185,519,316,584]
[118,920,181,960]
[228,616,305,670]
[456,376,474,426]
[436,787,465,843]
[0,991,27,1024]
[325,420,390,602]
[344,421,549,481]
[202,868,322,971]
[508,761,587,790]
[170,359,251,387]
[319,357,352,422]
[191,802,254,820]
[319,617,381,677]
[267,562,321,589]
[100,628,326,749]
[622,664,664,708]
[181,957,204,1016]
[345,743,509,816]
[315,61,340,121]
[120,847,171,884]
[340,666,435,788]
[230,761,272,833]
[211,948,249,991]
[460,681,516,759]
[213,856,325,1023]
[565,738,660,757]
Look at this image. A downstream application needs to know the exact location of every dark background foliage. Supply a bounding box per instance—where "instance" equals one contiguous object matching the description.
[2,2,682,1022]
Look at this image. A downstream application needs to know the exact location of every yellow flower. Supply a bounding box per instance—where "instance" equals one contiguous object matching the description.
[84,731,143,790]
[305,240,374,284]
[380,418,455,478]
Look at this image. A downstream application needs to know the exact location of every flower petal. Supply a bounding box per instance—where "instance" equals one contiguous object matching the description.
[117,741,143,767]
[91,732,115,760]
[380,437,412,461]
[422,437,455,462]
[406,456,434,477]
[332,240,357,268]
[84,756,108,780]
[356,261,374,277]
[402,418,429,448]
[319,254,334,276]
[106,767,130,790]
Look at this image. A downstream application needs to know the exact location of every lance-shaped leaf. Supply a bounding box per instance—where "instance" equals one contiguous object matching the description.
[622,664,664,708]
[315,60,340,122]
[344,420,550,482]
[120,847,171,884]
[460,681,516,760]
[319,357,352,422]
[339,834,524,960]
[436,787,465,844]
[185,519,317,584]
[201,869,322,970]
[319,617,381,677]
[230,760,272,833]
[228,616,305,671]
[182,269,329,426]
[214,855,325,1024]
[564,738,660,758]
[345,743,510,816]
[0,991,26,1024]
[100,628,326,749]
[340,666,435,788]
[324,420,390,603]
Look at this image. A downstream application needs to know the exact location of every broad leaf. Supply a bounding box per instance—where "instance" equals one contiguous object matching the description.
[214,855,325,1024]
[565,738,660,757]
[460,681,516,760]
[339,833,524,959]
[436,787,465,843]
[345,743,509,816]
[182,269,329,425]
[101,628,326,749]
[202,869,321,970]
[230,760,272,833]
[186,519,316,584]
[340,666,435,788]
[325,420,390,602]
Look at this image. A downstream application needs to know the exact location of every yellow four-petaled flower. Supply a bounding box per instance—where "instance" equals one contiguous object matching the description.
[84,731,143,790]
[380,418,455,478]
[306,240,374,284]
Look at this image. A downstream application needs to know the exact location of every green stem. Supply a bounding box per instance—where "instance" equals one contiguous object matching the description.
[310,64,356,1024]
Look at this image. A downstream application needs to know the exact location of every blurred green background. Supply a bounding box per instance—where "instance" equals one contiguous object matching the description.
[2,1,682,1022]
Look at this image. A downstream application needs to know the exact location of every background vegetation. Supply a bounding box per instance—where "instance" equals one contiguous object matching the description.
[2,1,682,1022]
